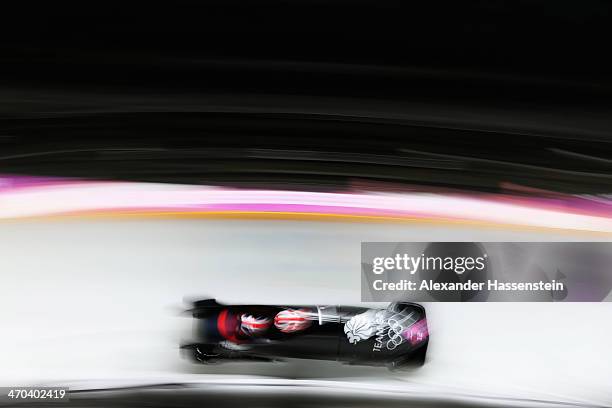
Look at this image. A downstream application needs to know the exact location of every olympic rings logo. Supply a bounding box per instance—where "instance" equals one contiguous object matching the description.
[385,312,416,350]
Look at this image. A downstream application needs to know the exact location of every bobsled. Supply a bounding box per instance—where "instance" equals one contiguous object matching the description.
[182,299,428,369]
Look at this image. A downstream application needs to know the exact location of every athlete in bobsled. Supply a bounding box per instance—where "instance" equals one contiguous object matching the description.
[182,299,428,369]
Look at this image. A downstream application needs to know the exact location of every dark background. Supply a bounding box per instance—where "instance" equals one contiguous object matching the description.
[1,1,611,193]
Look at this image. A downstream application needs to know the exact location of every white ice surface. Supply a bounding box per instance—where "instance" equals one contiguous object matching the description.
[0,219,610,406]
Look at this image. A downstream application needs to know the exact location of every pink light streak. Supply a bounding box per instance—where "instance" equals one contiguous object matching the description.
[0,175,611,233]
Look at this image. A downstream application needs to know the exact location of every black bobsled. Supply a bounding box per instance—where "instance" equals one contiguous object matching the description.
[182,300,428,369]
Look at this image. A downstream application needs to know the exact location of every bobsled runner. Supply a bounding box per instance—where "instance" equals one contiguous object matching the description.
[182,299,428,369]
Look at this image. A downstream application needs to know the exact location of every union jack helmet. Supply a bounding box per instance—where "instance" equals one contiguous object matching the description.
[240,314,272,336]
[274,308,313,333]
